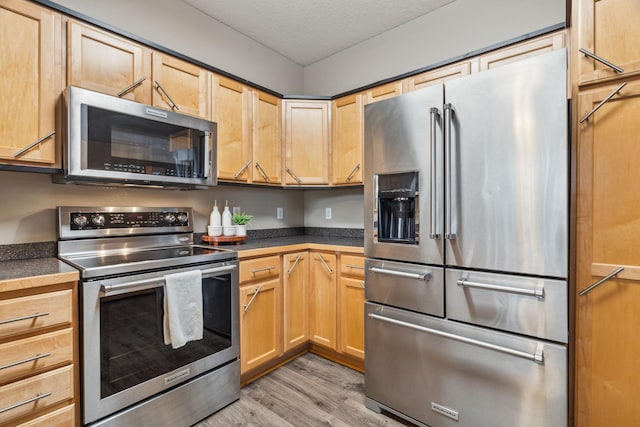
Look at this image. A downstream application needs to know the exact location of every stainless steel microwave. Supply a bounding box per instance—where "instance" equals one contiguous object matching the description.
[56,86,216,189]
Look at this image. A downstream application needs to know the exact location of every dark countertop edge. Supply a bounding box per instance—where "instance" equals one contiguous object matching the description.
[0,257,79,282]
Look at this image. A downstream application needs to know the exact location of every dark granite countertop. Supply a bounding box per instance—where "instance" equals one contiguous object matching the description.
[0,257,79,283]
[230,235,364,251]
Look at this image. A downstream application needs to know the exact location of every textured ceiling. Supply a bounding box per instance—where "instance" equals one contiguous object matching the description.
[181,0,455,66]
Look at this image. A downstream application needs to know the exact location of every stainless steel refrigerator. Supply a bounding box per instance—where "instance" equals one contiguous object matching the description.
[364,49,569,427]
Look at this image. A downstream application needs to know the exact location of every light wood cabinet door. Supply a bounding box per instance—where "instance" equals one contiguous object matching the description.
[364,81,403,105]
[0,0,61,166]
[403,61,473,92]
[477,30,565,71]
[67,20,151,103]
[309,252,337,349]
[576,0,640,85]
[252,90,282,185]
[213,75,251,182]
[239,278,281,375]
[338,254,365,360]
[283,100,331,185]
[575,78,640,427]
[331,93,363,185]
[282,251,309,351]
[152,52,209,118]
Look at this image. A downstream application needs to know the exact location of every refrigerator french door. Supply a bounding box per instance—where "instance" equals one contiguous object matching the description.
[364,49,569,427]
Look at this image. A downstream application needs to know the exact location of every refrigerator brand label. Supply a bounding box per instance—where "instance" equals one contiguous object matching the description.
[164,368,190,385]
[431,402,459,421]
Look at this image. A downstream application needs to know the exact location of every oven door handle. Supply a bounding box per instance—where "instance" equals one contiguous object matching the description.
[100,264,237,297]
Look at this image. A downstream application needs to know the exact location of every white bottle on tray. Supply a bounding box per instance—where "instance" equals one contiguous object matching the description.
[209,200,221,227]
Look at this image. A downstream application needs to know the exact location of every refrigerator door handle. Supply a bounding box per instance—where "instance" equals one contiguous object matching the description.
[429,107,441,239]
[444,103,456,240]
[368,311,545,365]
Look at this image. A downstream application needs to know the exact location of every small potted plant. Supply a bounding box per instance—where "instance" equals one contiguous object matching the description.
[232,212,253,236]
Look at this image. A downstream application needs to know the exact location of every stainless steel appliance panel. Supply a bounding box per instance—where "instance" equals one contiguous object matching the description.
[444,49,568,278]
[364,85,444,265]
[365,258,444,317]
[446,268,568,343]
[365,302,567,427]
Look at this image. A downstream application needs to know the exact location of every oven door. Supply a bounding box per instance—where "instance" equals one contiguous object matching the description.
[81,260,238,425]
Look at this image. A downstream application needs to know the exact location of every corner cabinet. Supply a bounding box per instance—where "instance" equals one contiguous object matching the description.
[283,100,331,186]
[0,0,62,167]
[331,93,363,186]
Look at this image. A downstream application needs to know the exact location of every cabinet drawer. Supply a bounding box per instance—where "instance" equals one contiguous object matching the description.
[0,329,73,382]
[16,404,75,427]
[0,365,74,425]
[240,256,281,283]
[340,255,365,278]
[0,290,73,339]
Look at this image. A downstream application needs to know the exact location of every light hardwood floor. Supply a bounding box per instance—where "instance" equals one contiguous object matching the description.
[195,352,413,427]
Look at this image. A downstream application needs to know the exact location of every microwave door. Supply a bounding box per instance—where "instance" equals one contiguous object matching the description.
[364,85,444,265]
[443,50,568,278]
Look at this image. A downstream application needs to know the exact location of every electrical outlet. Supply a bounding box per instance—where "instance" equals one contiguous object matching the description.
[232,206,241,215]
[325,207,332,220]
[276,207,284,220]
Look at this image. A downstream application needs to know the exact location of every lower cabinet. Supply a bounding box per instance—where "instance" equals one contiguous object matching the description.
[239,256,282,375]
[309,251,337,350]
[338,255,365,359]
[283,251,309,351]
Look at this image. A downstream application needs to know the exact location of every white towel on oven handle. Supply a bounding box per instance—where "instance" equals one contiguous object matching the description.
[163,269,203,349]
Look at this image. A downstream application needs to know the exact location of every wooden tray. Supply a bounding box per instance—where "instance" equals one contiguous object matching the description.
[202,235,247,246]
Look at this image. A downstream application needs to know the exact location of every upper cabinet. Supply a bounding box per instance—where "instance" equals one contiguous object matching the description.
[67,20,151,103]
[364,81,403,105]
[576,0,640,85]
[283,100,331,186]
[252,90,281,185]
[151,52,210,118]
[403,61,473,92]
[0,0,62,167]
[331,93,363,186]
[477,30,565,71]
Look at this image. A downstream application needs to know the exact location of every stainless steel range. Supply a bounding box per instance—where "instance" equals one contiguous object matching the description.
[57,206,239,427]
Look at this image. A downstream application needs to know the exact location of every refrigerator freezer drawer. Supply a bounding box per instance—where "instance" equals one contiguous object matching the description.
[365,259,444,317]
[446,269,568,343]
[365,302,567,427]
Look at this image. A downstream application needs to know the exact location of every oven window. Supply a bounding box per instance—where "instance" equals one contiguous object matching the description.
[99,274,231,398]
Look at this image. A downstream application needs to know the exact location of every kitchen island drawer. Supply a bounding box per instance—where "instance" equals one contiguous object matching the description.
[0,329,73,382]
[0,290,73,339]
[0,365,74,425]
[239,256,281,282]
[445,269,567,343]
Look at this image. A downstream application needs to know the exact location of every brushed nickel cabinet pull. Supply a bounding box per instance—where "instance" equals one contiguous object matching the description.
[234,160,251,178]
[243,285,263,312]
[0,311,50,325]
[287,254,303,275]
[579,266,624,296]
[0,353,51,371]
[285,167,302,184]
[344,264,365,270]
[255,162,271,182]
[154,81,179,111]
[317,254,334,274]
[0,392,52,415]
[344,163,361,182]
[13,130,55,158]
[251,266,275,274]
[579,48,624,73]
[117,77,146,97]
[580,82,626,123]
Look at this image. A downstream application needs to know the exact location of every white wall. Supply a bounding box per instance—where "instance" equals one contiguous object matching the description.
[0,171,304,244]
[304,0,566,95]
[48,0,304,95]
[303,189,364,229]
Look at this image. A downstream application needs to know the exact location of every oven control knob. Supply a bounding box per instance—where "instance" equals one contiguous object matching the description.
[73,215,88,227]
[176,213,188,224]
[91,214,106,227]
[164,213,176,224]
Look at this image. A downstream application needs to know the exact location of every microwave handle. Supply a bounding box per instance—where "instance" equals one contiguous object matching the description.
[99,264,237,297]
[203,130,213,179]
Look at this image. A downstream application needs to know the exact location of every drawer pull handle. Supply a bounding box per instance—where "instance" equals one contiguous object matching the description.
[580,82,626,123]
[0,353,51,371]
[243,285,263,312]
[578,48,624,73]
[251,266,276,274]
[579,266,624,296]
[369,312,544,365]
[0,312,50,326]
[0,392,52,415]
[457,278,545,299]
[317,254,334,274]
[369,267,430,281]
[344,264,365,270]
[287,254,303,275]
